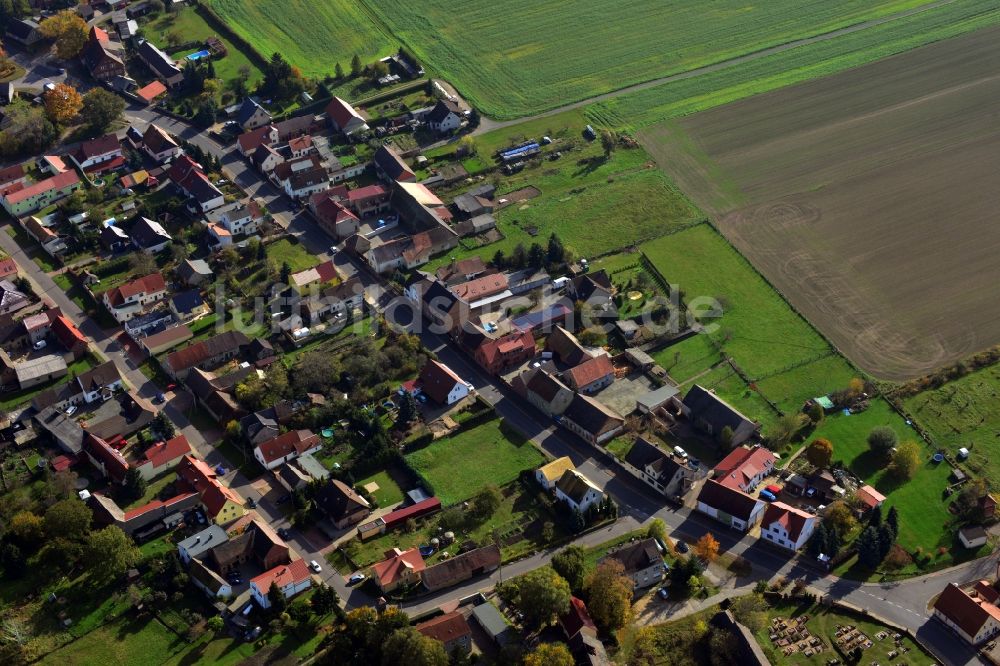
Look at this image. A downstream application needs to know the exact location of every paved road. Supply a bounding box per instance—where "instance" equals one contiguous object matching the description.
[472,0,959,134]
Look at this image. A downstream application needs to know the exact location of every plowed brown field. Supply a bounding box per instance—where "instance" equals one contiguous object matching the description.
[640,27,1000,380]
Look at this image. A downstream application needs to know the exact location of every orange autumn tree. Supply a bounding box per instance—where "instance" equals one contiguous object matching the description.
[44,83,83,124]
[694,533,720,563]
[39,10,88,60]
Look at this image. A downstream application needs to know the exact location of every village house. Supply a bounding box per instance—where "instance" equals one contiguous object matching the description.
[301,277,364,325]
[253,429,322,470]
[422,545,501,592]
[601,538,663,589]
[535,456,576,491]
[3,171,81,217]
[314,478,372,529]
[135,39,184,87]
[372,547,426,593]
[102,273,167,323]
[416,611,473,656]
[176,454,246,524]
[425,99,464,134]
[682,384,761,446]
[185,366,253,424]
[464,328,536,375]
[555,469,605,513]
[309,191,360,239]
[560,597,610,666]
[365,225,458,274]
[346,183,391,218]
[84,432,130,484]
[933,582,1000,645]
[0,280,28,315]
[235,98,271,131]
[100,224,130,253]
[759,501,816,552]
[514,366,574,417]
[272,155,330,200]
[177,258,214,287]
[131,217,173,253]
[546,326,594,367]
[6,18,42,47]
[89,490,199,538]
[713,445,776,493]
[140,325,194,356]
[22,217,68,257]
[436,257,487,286]
[136,124,181,163]
[288,260,339,296]
[133,434,192,481]
[373,144,416,183]
[206,515,290,577]
[81,27,127,82]
[163,330,250,380]
[560,393,625,446]
[76,360,123,403]
[412,359,471,405]
[696,479,766,531]
[325,97,369,136]
[169,290,208,323]
[562,354,615,394]
[204,199,265,238]
[251,143,283,175]
[168,155,225,212]
[620,436,693,498]
[250,559,313,609]
[391,181,454,232]
[69,133,124,175]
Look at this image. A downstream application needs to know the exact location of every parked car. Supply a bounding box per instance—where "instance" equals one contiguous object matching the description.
[64,405,77,416]
[675,541,689,554]
[348,573,366,585]
[33,340,47,350]
[276,527,289,539]
[765,484,783,495]
[309,560,322,573]
[759,489,776,502]
[246,497,256,508]
[657,587,670,600]
[805,487,817,498]
[154,393,165,404]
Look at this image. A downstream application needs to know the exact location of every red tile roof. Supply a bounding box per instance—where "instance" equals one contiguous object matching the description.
[382,497,441,529]
[713,446,775,490]
[477,330,535,367]
[86,433,129,483]
[933,583,1000,640]
[176,454,243,519]
[83,154,126,174]
[104,272,166,307]
[564,354,614,390]
[255,430,321,465]
[325,97,364,129]
[347,184,388,202]
[450,273,508,302]
[761,501,813,541]
[856,484,886,509]
[372,547,426,588]
[416,611,471,644]
[251,558,311,591]
[288,135,312,152]
[137,80,167,103]
[142,434,191,469]
[0,257,18,279]
[91,26,109,43]
[560,596,597,638]
[418,359,464,404]
[237,125,273,154]
[123,491,198,521]
[5,170,79,205]
[52,315,85,350]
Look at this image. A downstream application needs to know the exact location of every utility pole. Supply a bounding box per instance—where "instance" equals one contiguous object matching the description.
[493,527,503,585]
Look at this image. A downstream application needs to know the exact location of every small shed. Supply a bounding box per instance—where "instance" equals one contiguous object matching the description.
[471,602,511,645]
[958,525,988,549]
[951,467,967,483]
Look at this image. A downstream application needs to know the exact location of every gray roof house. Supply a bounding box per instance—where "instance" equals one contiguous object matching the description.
[601,538,663,589]
[681,384,760,446]
[621,437,692,497]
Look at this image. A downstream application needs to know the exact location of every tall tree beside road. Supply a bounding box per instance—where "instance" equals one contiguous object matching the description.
[693,533,720,562]
[39,10,88,59]
[504,567,571,627]
[381,627,447,666]
[524,642,574,666]
[81,88,125,133]
[585,559,633,633]
[551,545,586,592]
[43,83,83,124]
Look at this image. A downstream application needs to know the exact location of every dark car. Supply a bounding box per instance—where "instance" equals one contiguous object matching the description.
[675,541,689,554]
[276,527,290,539]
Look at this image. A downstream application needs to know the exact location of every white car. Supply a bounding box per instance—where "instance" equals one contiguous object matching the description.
[33,340,47,350]
[329,246,338,255]
[310,560,322,573]
[64,405,77,416]
[347,572,365,585]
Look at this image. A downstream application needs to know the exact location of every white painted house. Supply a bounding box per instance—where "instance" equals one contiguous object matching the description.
[554,469,604,514]
[933,582,1000,645]
[250,559,313,608]
[759,501,816,552]
[695,479,765,532]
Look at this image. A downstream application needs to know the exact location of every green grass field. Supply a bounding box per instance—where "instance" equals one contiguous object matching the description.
[266,238,320,273]
[366,0,939,119]
[41,617,184,666]
[145,6,263,86]
[404,420,545,505]
[357,468,407,507]
[642,224,832,379]
[205,0,395,79]
[591,0,1000,131]
[903,364,1000,488]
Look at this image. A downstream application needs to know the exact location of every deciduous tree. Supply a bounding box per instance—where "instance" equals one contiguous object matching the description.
[585,559,633,633]
[39,10,88,59]
[43,82,83,124]
[551,545,586,592]
[44,498,91,542]
[823,501,856,536]
[805,438,833,468]
[888,441,921,481]
[524,642,574,666]
[471,484,502,520]
[85,526,140,585]
[508,567,571,627]
[694,533,720,563]
[381,627,447,666]
[867,426,897,455]
[81,88,125,132]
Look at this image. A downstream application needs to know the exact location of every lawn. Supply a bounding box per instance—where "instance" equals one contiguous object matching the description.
[404,419,545,505]
[365,0,940,119]
[592,0,1000,132]
[755,599,935,665]
[205,0,395,79]
[144,5,264,86]
[266,237,320,273]
[642,224,832,379]
[426,130,702,269]
[120,471,177,510]
[903,363,1000,489]
[40,617,184,666]
[652,333,724,385]
[357,468,407,508]
[809,399,956,556]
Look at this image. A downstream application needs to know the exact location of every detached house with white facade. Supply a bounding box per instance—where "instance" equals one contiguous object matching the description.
[759,501,816,552]
[554,469,604,514]
[102,273,167,322]
[253,430,322,470]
